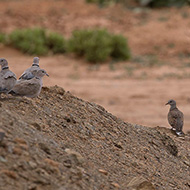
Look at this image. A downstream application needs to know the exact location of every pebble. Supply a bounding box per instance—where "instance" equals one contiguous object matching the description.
[1,170,17,179]
[0,156,7,163]
[111,182,120,188]
[44,158,59,167]
[98,169,108,175]
[65,148,84,166]
[28,161,37,169]
[0,130,5,142]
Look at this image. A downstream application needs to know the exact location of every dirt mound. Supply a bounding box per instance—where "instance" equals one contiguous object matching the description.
[0,86,190,190]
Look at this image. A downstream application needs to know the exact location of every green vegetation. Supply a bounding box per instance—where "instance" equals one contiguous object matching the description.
[86,0,190,8]
[9,28,48,55]
[145,0,190,8]
[8,28,67,55]
[0,33,6,43]
[110,34,131,61]
[86,0,116,7]
[46,32,66,54]
[68,29,130,62]
[1,28,130,63]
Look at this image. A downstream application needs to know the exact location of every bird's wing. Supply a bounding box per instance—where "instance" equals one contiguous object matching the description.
[168,110,183,131]
[19,66,40,80]
[19,72,35,80]
[4,71,17,80]
[12,80,41,96]
[175,111,184,132]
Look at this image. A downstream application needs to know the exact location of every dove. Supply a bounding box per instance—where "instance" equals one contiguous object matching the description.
[9,69,49,98]
[0,58,17,97]
[19,57,41,80]
[166,99,184,136]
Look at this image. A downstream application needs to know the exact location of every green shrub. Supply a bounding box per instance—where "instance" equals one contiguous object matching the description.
[8,28,67,55]
[151,0,189,7]
[68,29,113,62]
[67,30,94,56]
[0,33,6,43]
[138,0,190,7]
[46,32,66,54]
[110,34,131,60]
[84,30,113,62]
[86,0,107,6]
[9,28,48,55]
[68,29,130,63]
[5,27,131,63]
[86,0,118,6]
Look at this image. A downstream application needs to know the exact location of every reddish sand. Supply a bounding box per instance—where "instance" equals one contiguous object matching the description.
[1,0,190,131]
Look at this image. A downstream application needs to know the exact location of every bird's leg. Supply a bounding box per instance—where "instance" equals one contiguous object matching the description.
[176,131,184,136]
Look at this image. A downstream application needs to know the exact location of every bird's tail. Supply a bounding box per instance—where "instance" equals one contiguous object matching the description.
[0,87,8,93]
[8,90,17,96]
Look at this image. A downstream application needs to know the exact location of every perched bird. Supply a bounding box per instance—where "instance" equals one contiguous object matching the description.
[19,57,40,80]
[166,99,184,136]
[0,58,17,97]
[9,69,49,98]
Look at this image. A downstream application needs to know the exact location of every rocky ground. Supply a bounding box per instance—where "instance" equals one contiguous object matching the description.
[1,1,190,189]
[0,86,190,190]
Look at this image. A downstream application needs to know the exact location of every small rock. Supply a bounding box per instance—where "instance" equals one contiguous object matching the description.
[14,138,28,150]
[0,156,7,163]
[32,122,41,131]
[113,142,123,149]
[183,160,190,167]
[70,167,83,182]
[14,138,27,145]
[13,147,23,155]
[111,182,120,188]
[98,169,108,175]
[28,161,37,169]
[0,130,5,142]
[127,176,156,190]
[65,148,84,166]
[39,142,51,155]
[44,158,59,167]
[27,183,37,190]
[1,170,17,179]
[63,159,72,168]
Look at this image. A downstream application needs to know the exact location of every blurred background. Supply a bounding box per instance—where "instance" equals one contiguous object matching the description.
[1,0,190,131]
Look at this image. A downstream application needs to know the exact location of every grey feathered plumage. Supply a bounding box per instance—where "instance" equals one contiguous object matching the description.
[9,69,48,98]
[0,58,17,95]
[166,99,184,136]
[19,57,40,80]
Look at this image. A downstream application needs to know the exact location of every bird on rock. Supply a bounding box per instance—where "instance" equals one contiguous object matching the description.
[9,69,49,98]
[166,99,184,136]
[0,58,17,97]
[19,57,41,80]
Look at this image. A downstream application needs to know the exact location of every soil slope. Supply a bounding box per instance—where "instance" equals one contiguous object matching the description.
[0,86,190,190]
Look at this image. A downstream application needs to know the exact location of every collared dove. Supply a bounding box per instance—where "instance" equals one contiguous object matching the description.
[9,69,49,98]
[166,99,184,136]
[19,57,41,80]
[0,58,17,96]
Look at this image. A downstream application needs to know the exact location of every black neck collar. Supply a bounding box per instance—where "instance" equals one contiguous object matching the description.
[2,66,9,70]
[32,64,39,67]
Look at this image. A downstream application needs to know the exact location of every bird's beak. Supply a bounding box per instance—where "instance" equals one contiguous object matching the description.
[165,102,169,105]
[46,73,49,77]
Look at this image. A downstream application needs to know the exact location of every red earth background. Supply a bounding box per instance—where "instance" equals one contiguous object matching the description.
[1,0,190,132]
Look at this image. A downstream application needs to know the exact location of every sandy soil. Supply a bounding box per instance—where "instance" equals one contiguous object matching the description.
[0,86,190,190]
[1,0,190,132]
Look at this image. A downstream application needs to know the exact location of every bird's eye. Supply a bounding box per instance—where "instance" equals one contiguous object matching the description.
[1,60,3,62]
